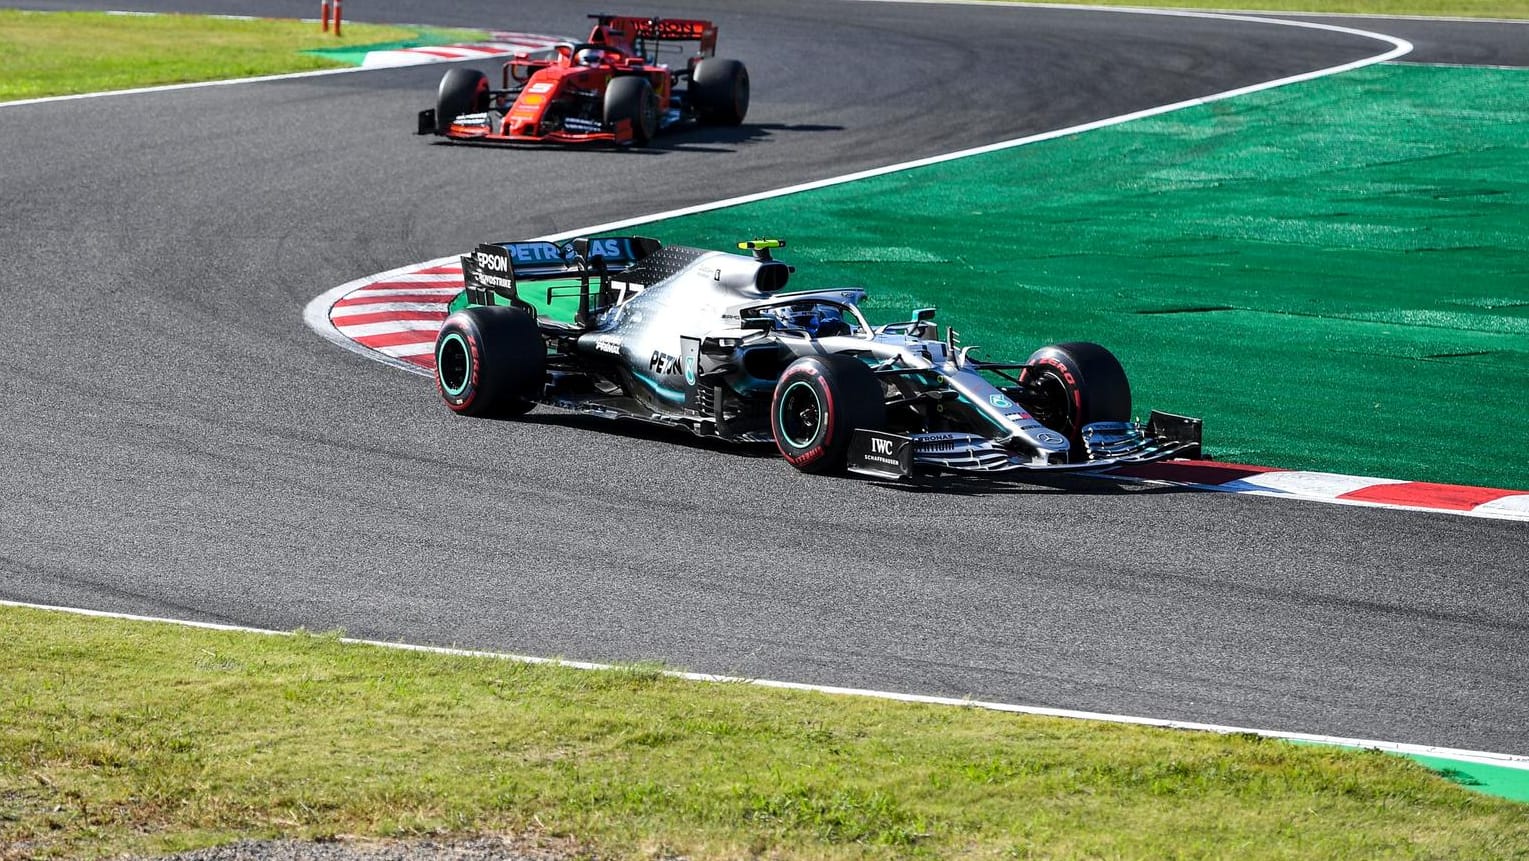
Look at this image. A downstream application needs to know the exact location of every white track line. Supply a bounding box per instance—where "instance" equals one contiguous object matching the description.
[984,2,1529,24]
[304,254,459,376]
[1,65,381,109]
[864,0,1527,23]
[304,6,1411,362]
[4,598,1525,773]
[331,301,454,316]
[530,6,1411,241]
[7,7,1507,767]
[0,17,566,109]
[1112,471,1529,522]
[284,9,1513,765]
[334,319,443,338]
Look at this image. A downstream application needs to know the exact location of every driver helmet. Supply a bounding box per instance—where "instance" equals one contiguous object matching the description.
[574,47,606,66]
[769,304,850,338]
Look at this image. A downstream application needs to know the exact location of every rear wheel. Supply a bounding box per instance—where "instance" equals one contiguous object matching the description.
[436,68,489,134]
[604,76,659,145]
[689,58,749,126]
[771,355,885,474]
[434,306,545,417]
[1021,342,1132,461]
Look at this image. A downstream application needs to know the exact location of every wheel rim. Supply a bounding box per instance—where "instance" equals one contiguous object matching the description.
[642,95,658,139]
[777,380,824,449]
[1029,369,1077,437]
[437,332,471,397]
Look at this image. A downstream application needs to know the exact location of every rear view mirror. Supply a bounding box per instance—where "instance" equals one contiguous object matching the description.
[509,55,534,82]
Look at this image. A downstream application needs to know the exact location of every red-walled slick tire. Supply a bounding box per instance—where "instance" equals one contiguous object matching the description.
[434,306,545,417]
[771,355,885,474]
[1022,342,1132,461]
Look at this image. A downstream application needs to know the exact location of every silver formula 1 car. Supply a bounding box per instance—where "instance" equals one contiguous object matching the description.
[433,236,1200,478]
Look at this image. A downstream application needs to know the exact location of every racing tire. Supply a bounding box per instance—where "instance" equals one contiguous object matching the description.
[689,58,749,126]
[436,68,490,135]
[434,306,545,418]
[604,76,659,146]
[771,355,885,474]
[1022,342,1132,462]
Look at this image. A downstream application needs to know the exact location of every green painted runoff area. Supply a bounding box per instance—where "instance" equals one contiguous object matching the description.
[303,28,490,66]
[1408,755,1529,803]
[632,64,1528,490]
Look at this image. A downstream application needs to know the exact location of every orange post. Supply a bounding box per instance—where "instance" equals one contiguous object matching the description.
[321,0,330,32]
[334,0,342,36]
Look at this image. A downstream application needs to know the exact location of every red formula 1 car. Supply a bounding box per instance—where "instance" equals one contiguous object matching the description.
[416,14,749,147]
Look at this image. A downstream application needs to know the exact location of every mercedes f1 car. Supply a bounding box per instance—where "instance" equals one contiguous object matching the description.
[432,236,1201,478]
[416,14,748,146]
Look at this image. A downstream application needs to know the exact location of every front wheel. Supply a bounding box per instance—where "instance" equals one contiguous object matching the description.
[604,76,659,145]
[771,355,885,474]
[1021,341,1132,461]
[434,306,545,417]
[436,68,489,134]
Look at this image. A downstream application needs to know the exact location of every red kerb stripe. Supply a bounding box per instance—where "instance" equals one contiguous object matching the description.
[331,309,447,327]
[408,48,471,58]
[333,292,455,308]
[355,281,462,292]
[1105,460,1279,486]
[353,330,439,349]
[1337,482,1521,511]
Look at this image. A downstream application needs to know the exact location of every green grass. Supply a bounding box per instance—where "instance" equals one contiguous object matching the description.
[0,11,485,101]
[980,0,1529,18]
[633,63,1529,490]
[3,7,1527,860]
[3,605,1527,860]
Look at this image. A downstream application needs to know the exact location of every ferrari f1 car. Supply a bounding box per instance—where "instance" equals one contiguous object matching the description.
[416,14,748,146]
[432,237,1202,478]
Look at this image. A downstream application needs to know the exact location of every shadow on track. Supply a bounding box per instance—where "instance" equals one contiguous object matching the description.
[422,122,844,155]
[505,410,1201,499]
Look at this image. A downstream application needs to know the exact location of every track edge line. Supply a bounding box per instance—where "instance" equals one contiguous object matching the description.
[4,598,1526,773]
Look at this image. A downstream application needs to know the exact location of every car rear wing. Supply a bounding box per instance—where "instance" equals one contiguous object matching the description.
[461,236,662,325]
[589,14,718,57]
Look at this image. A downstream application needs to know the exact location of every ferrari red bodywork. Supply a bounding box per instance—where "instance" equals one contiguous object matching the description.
[418,15,747,147]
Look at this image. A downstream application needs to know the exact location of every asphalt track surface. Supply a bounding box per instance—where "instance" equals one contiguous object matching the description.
[3,1,1527,758]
